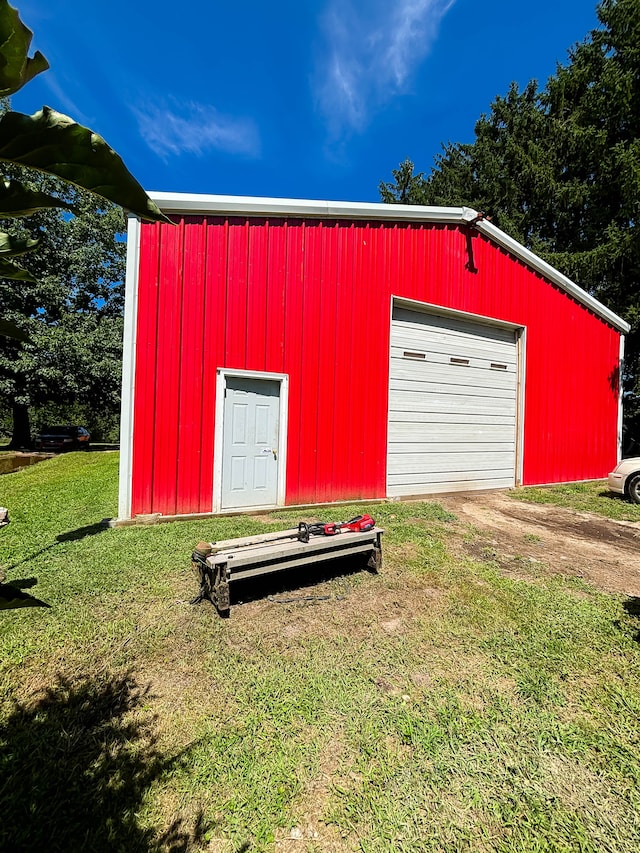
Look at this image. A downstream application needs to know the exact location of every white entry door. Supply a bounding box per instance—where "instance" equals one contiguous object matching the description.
[221,376,281,509]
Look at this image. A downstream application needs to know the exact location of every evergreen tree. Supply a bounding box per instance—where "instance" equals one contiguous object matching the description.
[379,0,640,433]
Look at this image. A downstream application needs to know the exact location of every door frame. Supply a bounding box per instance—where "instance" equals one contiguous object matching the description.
[388,296,527,493]
[213,368,289,513]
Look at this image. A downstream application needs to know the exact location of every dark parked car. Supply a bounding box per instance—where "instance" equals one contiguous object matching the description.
[34,425,90,452]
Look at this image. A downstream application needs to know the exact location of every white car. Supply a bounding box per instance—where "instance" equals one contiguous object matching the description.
[608,458,640,503]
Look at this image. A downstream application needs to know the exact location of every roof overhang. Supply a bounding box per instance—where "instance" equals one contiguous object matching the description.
[146,192,630,334]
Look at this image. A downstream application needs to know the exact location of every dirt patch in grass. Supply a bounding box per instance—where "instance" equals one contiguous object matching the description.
[436,490,640,597]
[275,729,354,853]
[196,531,447,658]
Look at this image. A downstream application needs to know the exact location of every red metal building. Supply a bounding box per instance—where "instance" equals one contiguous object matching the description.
[118,193,628,521]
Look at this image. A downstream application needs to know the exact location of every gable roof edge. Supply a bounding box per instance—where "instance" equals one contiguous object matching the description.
[476,219,629,333]
[146,192,629,334]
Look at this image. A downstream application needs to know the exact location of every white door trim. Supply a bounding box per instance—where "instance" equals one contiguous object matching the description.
[213,368,289,512]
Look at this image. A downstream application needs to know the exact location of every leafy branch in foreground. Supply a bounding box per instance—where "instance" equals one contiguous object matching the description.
[0,0,171,340]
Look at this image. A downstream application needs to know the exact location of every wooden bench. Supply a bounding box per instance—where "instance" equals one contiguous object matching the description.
[192,526,383,616]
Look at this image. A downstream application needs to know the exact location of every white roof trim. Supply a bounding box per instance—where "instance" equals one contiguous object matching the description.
[475,220,629,333]
[148,190,473,224]
[147,191,630,334]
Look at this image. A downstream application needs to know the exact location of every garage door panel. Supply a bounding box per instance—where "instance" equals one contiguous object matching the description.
[388,424,516,442]
[388,468,514,486]
[388,441,515,455]
[387,472,514,496]
[389,376,517,399]
[392,314,516,344]
[393,307,516,343]
[388,307,519,496]
[390,450,515,475]
[390,344,517,368]
[390,358,517,385]
[391,331,517,363]
[389,390,517,416]
[388,411,516,426]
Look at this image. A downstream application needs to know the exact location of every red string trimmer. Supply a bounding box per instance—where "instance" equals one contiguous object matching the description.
[306,514,375,536]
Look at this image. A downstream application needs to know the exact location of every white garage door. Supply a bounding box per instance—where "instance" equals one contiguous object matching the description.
[387,306,519,496]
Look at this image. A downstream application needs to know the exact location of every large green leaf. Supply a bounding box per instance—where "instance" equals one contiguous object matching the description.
[0,177,75,216]
[0,1,49,97]
[0,229,38,255]
[0,254,35,281]
[0,316,28,340]
[0,107,172,223]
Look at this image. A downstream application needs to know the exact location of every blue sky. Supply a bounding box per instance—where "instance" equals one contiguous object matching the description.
[15,1,600,203]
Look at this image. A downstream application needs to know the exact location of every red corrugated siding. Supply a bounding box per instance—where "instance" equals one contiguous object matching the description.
[130,218,621,516]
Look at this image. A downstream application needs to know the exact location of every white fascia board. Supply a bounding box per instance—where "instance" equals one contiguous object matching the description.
[477,220,630,334]
[146,191,629,334]
[148,190,471,225]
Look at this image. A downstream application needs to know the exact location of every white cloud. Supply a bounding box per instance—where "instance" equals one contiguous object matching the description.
[41,73,91,126]
[133,99,260,160]
[315,0,456,138]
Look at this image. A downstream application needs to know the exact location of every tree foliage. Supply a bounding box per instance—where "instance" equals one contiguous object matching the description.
[380,0,640,433]
[0,175,126,446]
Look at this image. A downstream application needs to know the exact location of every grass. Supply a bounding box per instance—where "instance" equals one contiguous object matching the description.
[510,480,640,522]
[0,454,639,851]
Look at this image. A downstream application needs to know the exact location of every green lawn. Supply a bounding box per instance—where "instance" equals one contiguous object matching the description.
[1,455,639,852]
[510,479,640,522]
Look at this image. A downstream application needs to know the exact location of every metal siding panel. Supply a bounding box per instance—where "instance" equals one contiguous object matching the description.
[354,224,377,494]
[316,222,339,503]
[246,220,269,371]
[176,217,206,514]
[282,222,304,503]
[151,219,185,514]
[368,222,391,498]
[131,222,160,516]
[297,221,323,502]
[265,220,287,373]
[199,218,228,511]
[225,218,249,368]
[342,223,377,499]
[330,223,355,500]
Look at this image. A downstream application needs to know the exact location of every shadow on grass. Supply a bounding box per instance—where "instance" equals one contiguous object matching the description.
[620,597,640,643]
[0,671,207,852]
[229,551,376,608]
[0,579,49,610]
[597,489,633,503]
[4,521,107,574]
[1,522,109,610]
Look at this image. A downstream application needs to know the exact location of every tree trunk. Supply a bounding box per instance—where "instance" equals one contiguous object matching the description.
[9,401,31,449]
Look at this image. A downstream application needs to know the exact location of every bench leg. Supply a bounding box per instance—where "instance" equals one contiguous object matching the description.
[212,562,231,617]
[367,542,382,573]
[192,560,230,617]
